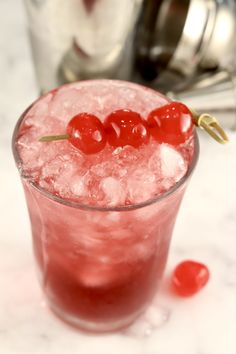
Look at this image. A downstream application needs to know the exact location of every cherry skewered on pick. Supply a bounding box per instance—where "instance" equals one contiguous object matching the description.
[39,103,194,154]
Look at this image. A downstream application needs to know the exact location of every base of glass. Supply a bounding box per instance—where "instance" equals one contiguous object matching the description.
[49,302,143,333]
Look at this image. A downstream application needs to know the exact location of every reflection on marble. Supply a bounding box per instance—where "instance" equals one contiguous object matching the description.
[1,1,236,354]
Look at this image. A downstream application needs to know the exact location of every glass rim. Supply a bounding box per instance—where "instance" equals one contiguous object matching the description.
[12,85,199,213]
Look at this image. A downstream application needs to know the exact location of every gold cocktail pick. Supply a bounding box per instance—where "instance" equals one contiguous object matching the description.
[191,109,229,144]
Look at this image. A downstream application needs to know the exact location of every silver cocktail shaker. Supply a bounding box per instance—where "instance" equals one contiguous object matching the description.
[24,0,236,127]
[24,0,142,92]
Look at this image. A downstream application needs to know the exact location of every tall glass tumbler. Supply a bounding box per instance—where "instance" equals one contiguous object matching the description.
[12,81,199,332]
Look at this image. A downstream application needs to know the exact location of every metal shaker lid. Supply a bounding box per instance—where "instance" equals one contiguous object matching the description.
[169,0,236,75]
[135,0,236,86]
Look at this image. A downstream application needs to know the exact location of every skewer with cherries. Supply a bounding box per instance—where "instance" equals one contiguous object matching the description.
[39,101,228,153]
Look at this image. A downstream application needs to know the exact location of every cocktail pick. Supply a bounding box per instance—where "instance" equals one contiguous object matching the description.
[191,109,229,144]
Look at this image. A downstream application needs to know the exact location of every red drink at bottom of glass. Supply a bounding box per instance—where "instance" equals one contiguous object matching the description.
[13,80,198,332]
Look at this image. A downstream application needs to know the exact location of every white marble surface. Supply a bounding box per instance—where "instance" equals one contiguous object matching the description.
[1,2,236,354]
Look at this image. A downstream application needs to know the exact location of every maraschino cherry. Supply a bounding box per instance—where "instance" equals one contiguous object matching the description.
[66,113,106,154]
[172,260,210,297]
[147,102,194,145]
[104,109,150,148]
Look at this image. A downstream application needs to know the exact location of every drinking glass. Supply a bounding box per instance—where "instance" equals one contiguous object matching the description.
[12,83,199,332]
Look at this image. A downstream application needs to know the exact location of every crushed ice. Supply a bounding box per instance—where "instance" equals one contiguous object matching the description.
[17,82,191,207]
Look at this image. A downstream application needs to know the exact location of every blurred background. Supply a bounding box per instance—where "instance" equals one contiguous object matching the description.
[24,0,236,129]
[1,1,236,354]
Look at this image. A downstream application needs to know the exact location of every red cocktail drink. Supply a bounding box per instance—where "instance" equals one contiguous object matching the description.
[13,80,198,332]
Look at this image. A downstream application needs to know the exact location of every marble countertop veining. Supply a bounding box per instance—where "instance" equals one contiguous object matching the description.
[1,1,236,354]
